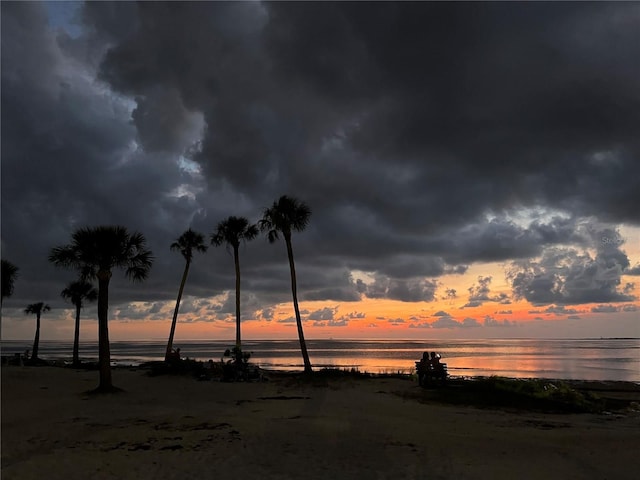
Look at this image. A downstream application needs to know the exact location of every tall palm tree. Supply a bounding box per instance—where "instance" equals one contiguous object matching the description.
[49,226,153,392]
[211,216,258,349]
[260,195,313,373]
[1,259,19,340]
[165,228,208,362]
[61,280,98,367]
[24,302,50,361]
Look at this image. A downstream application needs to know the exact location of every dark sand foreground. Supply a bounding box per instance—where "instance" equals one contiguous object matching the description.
[2,366,639,480]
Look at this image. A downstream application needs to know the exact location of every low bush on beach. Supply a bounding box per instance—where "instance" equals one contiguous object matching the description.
[416,376,605,413]
[144,347,267,383]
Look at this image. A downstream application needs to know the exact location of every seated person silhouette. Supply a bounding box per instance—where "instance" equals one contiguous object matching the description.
[417,352,430,386]
[168,348,181,363]
[429,351,441,371]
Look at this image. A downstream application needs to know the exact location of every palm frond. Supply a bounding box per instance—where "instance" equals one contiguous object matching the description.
[61,280,98,307]
[212,216,258,248]
[260,195,311,239]
[1,259,19,299]
[172,228,208,261]
[267,229,279,243]
[51,225,154,283]
[24,302,50,315]
[48,246,80,268]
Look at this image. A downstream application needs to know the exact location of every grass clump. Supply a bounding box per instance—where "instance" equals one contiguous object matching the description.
[314,367,372,379]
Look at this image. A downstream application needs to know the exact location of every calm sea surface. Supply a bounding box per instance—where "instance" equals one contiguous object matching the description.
[2,338,639,382]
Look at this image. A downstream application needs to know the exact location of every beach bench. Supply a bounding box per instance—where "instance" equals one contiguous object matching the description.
[416,361,447,387]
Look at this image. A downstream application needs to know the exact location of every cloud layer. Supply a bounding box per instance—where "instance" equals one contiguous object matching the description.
[1,2,638,332]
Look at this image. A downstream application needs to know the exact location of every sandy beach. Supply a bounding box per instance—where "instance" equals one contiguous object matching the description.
[2,366,639,480]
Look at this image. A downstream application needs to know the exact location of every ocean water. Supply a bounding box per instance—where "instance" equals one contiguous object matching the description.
[2,338,639,382]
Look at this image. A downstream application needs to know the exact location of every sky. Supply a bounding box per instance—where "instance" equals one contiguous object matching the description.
[1,1,639,343]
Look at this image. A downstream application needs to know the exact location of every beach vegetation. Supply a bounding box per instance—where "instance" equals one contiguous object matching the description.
[315,367,371,378]
[211,216,258,349]
[219,346,263,382]
[24,302,50,361]
[49,226,153,393]
[166,228,208,362]
[414,376,604,413]
[61,280,98,367]
[260,195,313,374]
[223,345,251,363]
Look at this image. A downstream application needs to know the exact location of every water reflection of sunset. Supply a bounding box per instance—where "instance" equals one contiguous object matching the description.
[238,339,640,381]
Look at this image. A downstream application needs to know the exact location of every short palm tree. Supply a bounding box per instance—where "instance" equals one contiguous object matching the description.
[1,259,19,340]
[49,226,153,392]
[24,302,50,360]
[260,195,313,373]
[211,216,258,349]
[61,280,98,367]
[165,228,208,362]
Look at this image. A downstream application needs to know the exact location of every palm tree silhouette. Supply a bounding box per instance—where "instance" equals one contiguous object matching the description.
[165,228,208,362]
[61,280,98,367]
[1,259,19,340]
[24,302,50,361]
[49,226,153,392]
[260,195,313,373]
[211,216,258,349]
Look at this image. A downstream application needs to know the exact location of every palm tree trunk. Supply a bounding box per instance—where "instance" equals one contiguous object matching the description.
[97,271,113,392]
[234,245,241,349]
[72,303,81,367]
[285,234,312,373]
[32,313,41,360]
[166,260,190,362]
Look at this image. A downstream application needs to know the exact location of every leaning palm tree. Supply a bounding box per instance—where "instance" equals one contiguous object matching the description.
[260,195,313,373]
[49,226,153,392]
[24,302,50,361]
[1,259,19,340]
[61,280,98,367]
[165,228,208,362]
[211,216,258,349]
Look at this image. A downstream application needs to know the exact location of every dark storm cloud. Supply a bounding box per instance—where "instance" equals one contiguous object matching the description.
[362,275,438,303]
[508,226,635,306]
[2,1,639,326]
[265,2,640,223]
